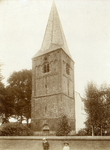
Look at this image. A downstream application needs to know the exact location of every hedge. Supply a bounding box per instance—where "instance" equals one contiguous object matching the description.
[0,122,33,136]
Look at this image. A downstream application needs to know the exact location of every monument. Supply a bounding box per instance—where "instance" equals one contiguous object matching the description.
[31,1,75,134]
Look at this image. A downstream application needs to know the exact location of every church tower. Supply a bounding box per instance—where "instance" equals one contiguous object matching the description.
[31,1,75,133]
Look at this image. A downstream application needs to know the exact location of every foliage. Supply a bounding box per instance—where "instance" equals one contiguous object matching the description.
[0,61,14,122]
[0,83,16,123]
[0,63,32,125]
[85,82,99,126]
[76,127,105,136]
[56,115,71,136]
[4,86,16,119]
[0,61,3,82]
[76,128,88,136]
[0,82,5,116]
[84,81,110,136]
[0,61,6,120]
[7,69,32,125]
[0,122,33,136]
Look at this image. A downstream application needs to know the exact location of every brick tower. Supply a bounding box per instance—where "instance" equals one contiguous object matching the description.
[31,1,75,133]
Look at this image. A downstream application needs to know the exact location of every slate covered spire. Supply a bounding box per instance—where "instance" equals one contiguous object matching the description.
[33,1,71,58]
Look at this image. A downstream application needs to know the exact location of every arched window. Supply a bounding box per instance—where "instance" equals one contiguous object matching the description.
[43,63,50,73]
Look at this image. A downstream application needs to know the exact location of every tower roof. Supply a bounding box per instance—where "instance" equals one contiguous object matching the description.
[33,1,71,58]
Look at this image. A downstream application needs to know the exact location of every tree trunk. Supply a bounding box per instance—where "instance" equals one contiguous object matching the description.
[92,125,94,136]
[27,118,29,127]
[20,115,23,124]
[100,125,102,136]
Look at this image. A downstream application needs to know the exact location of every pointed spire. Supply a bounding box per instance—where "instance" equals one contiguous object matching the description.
[33,1,71,58]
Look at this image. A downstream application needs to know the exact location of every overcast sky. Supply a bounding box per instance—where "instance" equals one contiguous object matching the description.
[0,0,110,96]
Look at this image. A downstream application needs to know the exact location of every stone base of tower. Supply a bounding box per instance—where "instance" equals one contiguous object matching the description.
[31,117,75,135]
[31,93,76,133]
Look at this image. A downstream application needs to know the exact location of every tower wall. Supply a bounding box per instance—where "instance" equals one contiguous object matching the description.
[31,94,62,131]
[31,49,62,131]
[31,49,75,132]
[31,95,75,131]
[61,50,75,131]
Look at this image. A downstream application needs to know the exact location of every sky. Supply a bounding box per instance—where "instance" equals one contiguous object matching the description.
[0,0,110,97]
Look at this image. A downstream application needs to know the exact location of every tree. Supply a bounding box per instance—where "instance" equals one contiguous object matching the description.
[56,115,71,136]
[7,69,32,126]
[0,61,3,82]
[0,61,6,121]
[84,81,110,136]
[99,84,110,135]
[4,86,16,119]
[84,82,99,135]
[0,82,5,117]
[0,61,16,123]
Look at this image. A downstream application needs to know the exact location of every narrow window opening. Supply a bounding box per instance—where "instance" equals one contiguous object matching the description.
[45,84,47,94]
[44,57,47,61]
[47,63,49,72]
[66,63,70,75]
[44,64,47,73]
[68,81,69,96]
[43,63,50,73]
[45,106,47,113]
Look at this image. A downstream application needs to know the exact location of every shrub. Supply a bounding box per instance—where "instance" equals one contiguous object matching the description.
[76,128,88,136]
[0,122,33,136]
[56,115,71,136]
